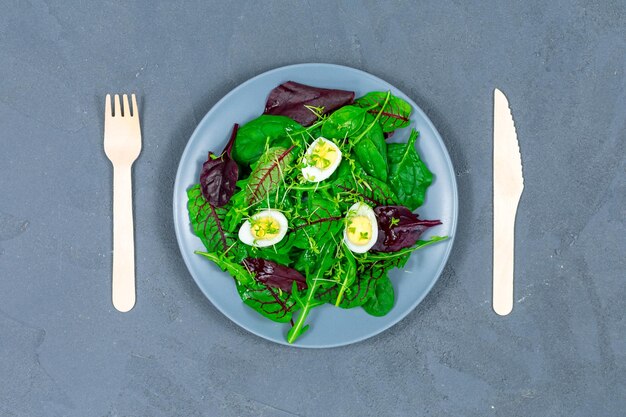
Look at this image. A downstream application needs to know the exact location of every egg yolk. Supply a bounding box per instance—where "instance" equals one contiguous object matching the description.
[250,217,281,240]
[308,140,338,169]
[346,216,373,245]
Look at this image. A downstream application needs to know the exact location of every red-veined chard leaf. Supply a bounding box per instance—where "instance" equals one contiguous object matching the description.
[264,81,355,126]
[315,263,388,309]
[187,184,235,253]
[354,91,412,133]
[372,205,442,252]
[246,146,296,205]
[236,280,299,323]
[333,174,399,209]
[387,129,433,210]
[195,252,299,323]
[291,198,343,250]
[200,124,239,207]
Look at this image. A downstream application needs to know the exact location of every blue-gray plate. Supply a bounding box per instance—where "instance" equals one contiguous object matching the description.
[173,64,458,348]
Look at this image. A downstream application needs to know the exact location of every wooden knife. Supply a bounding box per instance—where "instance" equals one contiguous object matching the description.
[493,88,524,316]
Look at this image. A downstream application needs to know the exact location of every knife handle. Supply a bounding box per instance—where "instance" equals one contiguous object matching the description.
[493,198,520,315]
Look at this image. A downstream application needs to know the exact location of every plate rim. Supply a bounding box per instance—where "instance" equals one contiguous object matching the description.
[173,63,458,348]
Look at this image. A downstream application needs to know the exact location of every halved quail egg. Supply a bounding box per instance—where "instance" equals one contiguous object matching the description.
[301,137,342,183]
[238,209,288,248]
[343,202,378,253]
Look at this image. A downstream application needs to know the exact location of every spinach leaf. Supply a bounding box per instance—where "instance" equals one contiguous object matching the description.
[264,81,355,126]
[354,91,412,133]
[333,157,365,181]
[372,205,442,252]
[320,105,368,139]
[362,274,395,316]
[387,129,433,210]
[353,116,387,181]
[291,198,343,250]
[187,185,236,253]
[246,146,296,205]
[350,91,391,146]
[199,124,239,207]
[233,115,302,165]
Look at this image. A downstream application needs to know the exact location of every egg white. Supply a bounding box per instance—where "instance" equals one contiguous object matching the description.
[301,137,342,183]
[238,209,288,248]
[343,202,379,253]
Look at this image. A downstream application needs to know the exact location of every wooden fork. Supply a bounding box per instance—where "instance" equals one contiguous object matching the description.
[104,94,141,312]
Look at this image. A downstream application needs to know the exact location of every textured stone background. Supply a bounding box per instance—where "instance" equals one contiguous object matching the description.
[0,1,624,416]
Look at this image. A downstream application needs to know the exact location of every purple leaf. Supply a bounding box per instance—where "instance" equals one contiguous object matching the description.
[264,81,355,126]
[243,258,307,293]
[200,124,239,207]
[372,206,442,252]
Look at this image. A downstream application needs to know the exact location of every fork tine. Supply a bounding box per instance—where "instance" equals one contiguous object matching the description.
[123,94,130,117]
[105,94,112,117]
[114,94,121,117]
[131,94,138,119]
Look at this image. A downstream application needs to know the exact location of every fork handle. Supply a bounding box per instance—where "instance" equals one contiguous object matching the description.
[111,164,136,312]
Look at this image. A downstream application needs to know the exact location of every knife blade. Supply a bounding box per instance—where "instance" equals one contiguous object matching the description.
[493,88,524,316]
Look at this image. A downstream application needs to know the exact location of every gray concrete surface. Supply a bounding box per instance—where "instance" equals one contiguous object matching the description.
[1,1,625,416]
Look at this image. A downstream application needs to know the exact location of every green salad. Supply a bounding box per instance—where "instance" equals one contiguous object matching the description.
[187,81,446,343]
